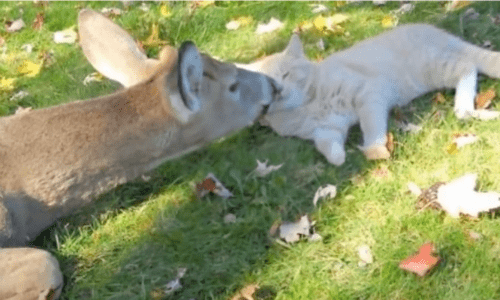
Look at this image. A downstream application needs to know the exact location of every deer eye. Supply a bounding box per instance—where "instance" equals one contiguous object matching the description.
[229,82,239,92]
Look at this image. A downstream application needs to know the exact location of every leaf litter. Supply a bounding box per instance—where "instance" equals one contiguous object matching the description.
[357,245,373,267]
[165,267,187,295]
[254,159,283,177]
[313,184,337,207]
[195,173,233,199]
[256,18,284,35]
[276,215,321,244]
[399,242,440,276]
[53,27,77,44]
[6,18,25,32]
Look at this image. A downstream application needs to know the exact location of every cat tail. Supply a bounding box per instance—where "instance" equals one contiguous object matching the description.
[465,43,500,79]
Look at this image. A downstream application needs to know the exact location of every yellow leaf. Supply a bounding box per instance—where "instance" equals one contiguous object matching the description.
[381,15,396,28]
[475,88,496,109]
[327,13,349,25]
[313,15,327,32]
[237,16,253,26]
[160,4,172,17]
[298,20,313,31]
[0,77,15,91]
[17,60,42,77]
[142,23,167,47]
[446,142,458,155]
[198,0,215,7]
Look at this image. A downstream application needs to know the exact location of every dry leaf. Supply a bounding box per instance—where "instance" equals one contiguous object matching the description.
[399,242,440,276]
[313,14,349,34]
[142,23,168,47]
[53,28,77,44]
[279,215,317,243]
[21,43,33,53]
[452,133,478,149]
[0,36,4,47]
[433,92,447,104]
[223,213,236,224]
[15,106,32,115]
[139,3,150,12]
[312,184,337,206]
[101,7,123,17]
[386,132,395,154]
[468,230,482,241]
[436,173,500,218]
[165,267,187,295]
[0,78,15,92]
[393,3,415,14]
[395,120,422,133]
[190,0,215,9]
[160,4,172,17]
[230,284,259,300]
[446,0,471,11]
[225,16,253,31]
[475,88,496,109]
[294,20,314,33]
[9,90,29,101]
[83,72,103,85]
[371,164,392,180]
[6,18,25,32]
[358,245,373,266]
[195,173,233,199]
[32,12,44,30]
[256,18,284,35]
[310,4,328,14]
[254,159,283,177]
[381,15,397,28]
[18,60,42,77]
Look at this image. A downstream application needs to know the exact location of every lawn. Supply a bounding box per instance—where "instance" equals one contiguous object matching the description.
[2,1,500,299]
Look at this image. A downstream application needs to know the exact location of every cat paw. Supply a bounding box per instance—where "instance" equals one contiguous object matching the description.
[361,145,391,160]
[324,143,346,166]
[472,109,500,120]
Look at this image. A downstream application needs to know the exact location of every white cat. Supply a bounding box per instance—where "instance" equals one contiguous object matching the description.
[241,24,500,166]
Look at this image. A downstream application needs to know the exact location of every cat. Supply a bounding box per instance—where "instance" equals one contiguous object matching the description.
[240,24,500,166]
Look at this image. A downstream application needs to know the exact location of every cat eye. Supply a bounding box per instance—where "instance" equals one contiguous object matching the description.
[229,82,239,92]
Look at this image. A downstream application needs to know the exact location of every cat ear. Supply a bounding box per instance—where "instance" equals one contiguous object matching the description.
[284,34,304,58]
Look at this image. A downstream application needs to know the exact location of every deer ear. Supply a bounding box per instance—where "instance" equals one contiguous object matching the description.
[284,34,304,58]
[78,9,161,87]
[177,41,203,115]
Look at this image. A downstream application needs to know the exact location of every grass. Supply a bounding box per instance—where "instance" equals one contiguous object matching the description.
[3,1,500,299]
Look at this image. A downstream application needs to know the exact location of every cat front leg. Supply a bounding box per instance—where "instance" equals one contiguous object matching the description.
[357,103,391,161]
[313,128,347,166]
[454,67,500,120]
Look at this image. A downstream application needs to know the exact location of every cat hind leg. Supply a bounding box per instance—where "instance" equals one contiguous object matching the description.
[454,67,500,120]
[357,102,391,161]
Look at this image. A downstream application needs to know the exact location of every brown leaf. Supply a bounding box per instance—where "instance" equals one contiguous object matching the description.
[32,12,44,30]
[433,92,446,104]
[197,178,216,193]
[475,88,496,109]
[399,242,440,276]
[230,284,259,300]
[386,132,394,154]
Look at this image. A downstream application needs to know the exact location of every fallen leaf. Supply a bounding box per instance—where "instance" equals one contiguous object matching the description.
[310,4,328,14]
[268,220,280,237]
[278,215,317,243]
[33,0,49,8]
[358,245,374,265]
[225,16,253,31]
[15,106,32,115]
[223,213,236,224]
[446,142,458,155]
[160,4,172,17]
[21,43,33,53]
[17,60,42,77]
[141,174,151,182]
[433,92,447,104]
[190,0,215,9]
[395,120,422,133]
[0,78,15,92]
[0,36,4,47]
[142,23,168,47]
[230,284,259,300]
[256,17,284,35]
[83,72,103,85]
[393,3,415,14]
[6,18,25,32]
[381,15,397,28]
[399,242,440,276]
[436,173,500,218]
[446,0,471,11]
[32,12,44,30]
[475,88,496,109]
[101,7,123,17]
[316,38,326,51]
[294,20,314,33]
[452,133,478,149]
[254,159,283,177]
[196,173,233,199]
[53,27,77,44]
[371,164,392,180]
[39,50,55,66]
[468,230,482,241]
[165,267,187,295]
[312,184,337,206]
[9,90,29,101]
[386,132,395,154]
[313,14,349,34]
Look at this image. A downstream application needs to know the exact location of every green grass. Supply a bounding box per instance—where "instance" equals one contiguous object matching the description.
[3,1,500,299]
